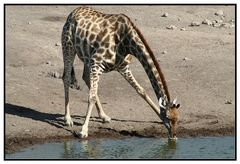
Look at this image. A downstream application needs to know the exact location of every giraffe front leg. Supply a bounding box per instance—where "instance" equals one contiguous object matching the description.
[118,65,161,116]
[78,65,102,138]
[82,64,111,123]
[79,98,95,138]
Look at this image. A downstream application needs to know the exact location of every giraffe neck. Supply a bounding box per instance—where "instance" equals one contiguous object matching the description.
[126,20,170,103]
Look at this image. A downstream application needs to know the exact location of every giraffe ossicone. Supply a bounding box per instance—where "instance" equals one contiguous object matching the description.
[61,7,180,140]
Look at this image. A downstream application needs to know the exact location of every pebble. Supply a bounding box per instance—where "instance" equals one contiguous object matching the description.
[214,19,223,24]
[53,71,61,78]
[162,12,169,17]
[55,42,61,46]
[180,27,186,31]
[46,61,51,65]
[221,23,234,28]
[28,21,32,25]
[12,123,16,127]
[190,21,201,26]
[225,100,232,104]
[202,19,212,25]
[49,71,61,79]
[166,25,177,30]
[213,23,221,27]
[215,10,224,16]
[183,57,192,61]
[162,50,167,54]
[25,129,30,132]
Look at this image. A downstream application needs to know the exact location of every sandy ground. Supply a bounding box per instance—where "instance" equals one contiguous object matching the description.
[5,5,235,153]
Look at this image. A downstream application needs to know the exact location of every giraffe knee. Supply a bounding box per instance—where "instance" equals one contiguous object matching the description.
[89,94,97,104]
[136,87,147,98]
[62,72,70,84]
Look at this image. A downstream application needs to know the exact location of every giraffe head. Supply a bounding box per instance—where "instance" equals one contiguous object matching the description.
[159,97,180,140]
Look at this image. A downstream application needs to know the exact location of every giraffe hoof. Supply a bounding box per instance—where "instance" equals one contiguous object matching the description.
[64,116,74,127]
[79,130,88,138]
[168,136,178,141]
[102,117,111,123]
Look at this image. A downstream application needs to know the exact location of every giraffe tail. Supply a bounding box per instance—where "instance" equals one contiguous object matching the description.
[70,67,81,90]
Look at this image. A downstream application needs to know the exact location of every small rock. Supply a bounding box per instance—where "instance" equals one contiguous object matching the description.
[53,71,61,78]
[221,23,234,28]
[12,123,16,127]
[180,27,186,31]
[166,25,177,30]
[213,23,221,27]
[215,10,224,16]
[225,100,232,104]
[177,18,181,21]
[183,57,192,61]
[28,21,32,25]
[55,42,61,46]
[202,19,212,25]
[25,129,30,132]
[162,12,169,17]
[190,21,201,26]
[162,50,167,54]
[46,61,51,65]
[220,16,225,20]
[229,19,235,23]
[49,71,61,79]
[215,19,223,23]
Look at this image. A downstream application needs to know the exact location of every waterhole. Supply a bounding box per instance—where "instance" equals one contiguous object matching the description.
[6,136,235,159]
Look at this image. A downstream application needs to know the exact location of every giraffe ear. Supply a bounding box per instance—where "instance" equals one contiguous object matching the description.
[159,97,166,109]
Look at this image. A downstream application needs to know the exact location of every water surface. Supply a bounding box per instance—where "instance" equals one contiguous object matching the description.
[6,136,235,159]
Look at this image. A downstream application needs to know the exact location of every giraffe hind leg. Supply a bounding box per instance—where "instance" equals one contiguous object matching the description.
[62,46,76,127]
[69,66,81,90]
[62,62,74,127]
[95,95,111,123]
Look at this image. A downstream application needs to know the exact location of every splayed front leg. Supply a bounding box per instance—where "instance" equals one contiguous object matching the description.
[77,64,102,138]
[78,96,95,138]
[82,64,110,123]
[79,125,89,138]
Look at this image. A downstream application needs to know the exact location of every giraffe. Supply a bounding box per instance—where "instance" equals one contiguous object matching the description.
[61,7,180,140]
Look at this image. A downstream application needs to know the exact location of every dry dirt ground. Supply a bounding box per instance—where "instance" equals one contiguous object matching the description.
[5,5,235,153]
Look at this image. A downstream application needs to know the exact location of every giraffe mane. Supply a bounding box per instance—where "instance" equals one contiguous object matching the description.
[123,14,171,102]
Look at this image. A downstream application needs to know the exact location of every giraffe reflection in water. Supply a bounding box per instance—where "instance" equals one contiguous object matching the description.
[62,138,177,159]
